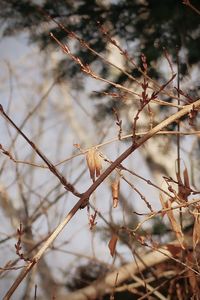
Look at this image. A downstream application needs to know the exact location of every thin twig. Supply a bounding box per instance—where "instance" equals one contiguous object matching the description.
[183,0,200,16]
[0,104,81,198]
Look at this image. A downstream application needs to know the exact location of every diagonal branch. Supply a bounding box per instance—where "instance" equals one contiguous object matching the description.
[2,98,200,299]
[0,104,82,198]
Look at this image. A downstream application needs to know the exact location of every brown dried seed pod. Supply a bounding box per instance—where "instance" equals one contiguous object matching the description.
[111,177,120,208]
[108,234,118,257]
[86,148,96,182]
[94,150,102,178]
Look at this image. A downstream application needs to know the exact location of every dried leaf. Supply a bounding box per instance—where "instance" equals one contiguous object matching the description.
[186,252,200,295]
[176,168,191,202]
[166,200,185,249]
[94,150,102,178]
[188,269,199,295]
[86,148,96,182]
[159,194,168,217]
[111,177,120,208]
[183,167,190,188]
[108,234,118,257]
[86,148,102,182]
[193,209,200,249]
[166,244,182,257]
[160,199,185,249]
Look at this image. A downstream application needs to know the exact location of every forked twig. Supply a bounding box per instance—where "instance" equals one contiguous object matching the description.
[0,104,81,198]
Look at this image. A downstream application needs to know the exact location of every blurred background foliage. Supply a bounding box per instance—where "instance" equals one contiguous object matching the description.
[1,0,200,84]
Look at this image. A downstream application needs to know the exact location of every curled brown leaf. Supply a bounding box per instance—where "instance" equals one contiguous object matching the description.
[86,148,102,182]
[108,234,118,257]
[176,167,191,202]
[94,150,102,178]
[160,198,185,249]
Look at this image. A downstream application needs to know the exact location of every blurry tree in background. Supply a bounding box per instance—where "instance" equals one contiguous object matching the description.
[1,0,200,177]
[1,0,200,85]
[0,0,200,299]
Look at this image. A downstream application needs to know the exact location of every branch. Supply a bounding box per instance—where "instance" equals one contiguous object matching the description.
[58,246,172,300]
[0,105,81,198]
[2,99,200,299]
[182,0,200,16]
